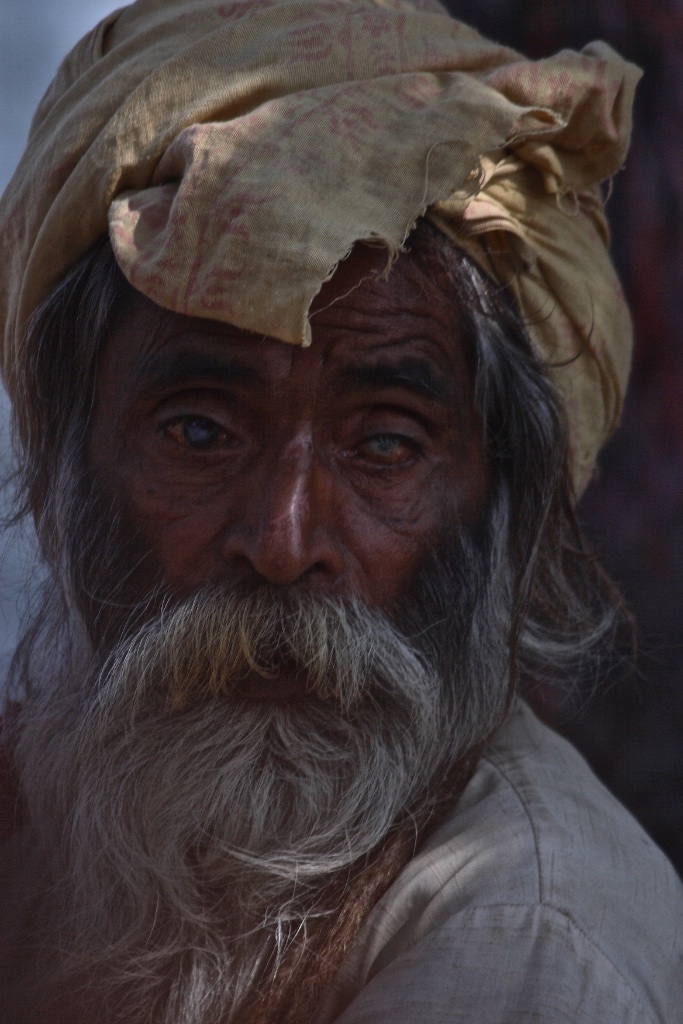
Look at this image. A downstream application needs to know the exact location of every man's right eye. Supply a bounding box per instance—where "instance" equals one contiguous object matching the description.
[162,415,233,450]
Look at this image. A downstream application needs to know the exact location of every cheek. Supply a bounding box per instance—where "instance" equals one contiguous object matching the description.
[333,456,487,607]
[360,437,489,604]
[90,438,232,596]
[121,466,236,594]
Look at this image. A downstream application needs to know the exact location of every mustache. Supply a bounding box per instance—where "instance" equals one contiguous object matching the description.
[91,585,435,718]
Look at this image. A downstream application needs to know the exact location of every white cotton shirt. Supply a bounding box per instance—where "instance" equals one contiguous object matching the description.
[315,701,683,1024]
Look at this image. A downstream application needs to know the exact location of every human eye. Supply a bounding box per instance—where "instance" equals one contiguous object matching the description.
[161,414,236,451]
[354,432,420,466]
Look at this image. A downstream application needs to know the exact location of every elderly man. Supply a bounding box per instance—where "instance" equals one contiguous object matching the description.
[0,0,681,1021]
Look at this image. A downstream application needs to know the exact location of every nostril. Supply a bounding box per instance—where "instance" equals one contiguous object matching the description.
[220,508,344,588]
[221,548,343,593]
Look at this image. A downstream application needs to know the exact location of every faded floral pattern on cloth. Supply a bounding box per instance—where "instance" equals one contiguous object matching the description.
[0,0,640,493]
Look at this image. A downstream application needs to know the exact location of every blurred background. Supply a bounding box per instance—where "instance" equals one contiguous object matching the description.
[0,3,125,678]
[1,0,681,872]
[445,0,683,876]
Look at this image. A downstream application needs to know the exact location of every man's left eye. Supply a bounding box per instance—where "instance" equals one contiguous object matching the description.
[163,415,232,450]
[355,433,418,465]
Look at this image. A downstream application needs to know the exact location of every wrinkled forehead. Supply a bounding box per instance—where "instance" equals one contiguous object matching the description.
[102,231,477,394]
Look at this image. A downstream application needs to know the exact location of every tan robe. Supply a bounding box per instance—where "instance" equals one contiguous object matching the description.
[315,701,683,1023]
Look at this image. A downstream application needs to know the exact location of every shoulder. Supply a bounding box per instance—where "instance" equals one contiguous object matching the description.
[319,703,683,1024]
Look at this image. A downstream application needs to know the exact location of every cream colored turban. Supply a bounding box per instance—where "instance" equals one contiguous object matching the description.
[0,0,641,494]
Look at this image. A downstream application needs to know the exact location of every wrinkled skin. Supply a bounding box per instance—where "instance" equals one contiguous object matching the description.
[87,243,490,692]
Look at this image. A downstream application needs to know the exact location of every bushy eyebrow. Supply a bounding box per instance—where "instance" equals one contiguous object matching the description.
[132,348,462,412]
[135,350,265,392]
[331,358,456,405]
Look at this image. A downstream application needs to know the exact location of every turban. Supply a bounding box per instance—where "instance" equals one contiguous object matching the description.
[0,0,641,494]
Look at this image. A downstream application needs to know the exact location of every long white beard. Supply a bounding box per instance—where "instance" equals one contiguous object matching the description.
[13,529,512,1023]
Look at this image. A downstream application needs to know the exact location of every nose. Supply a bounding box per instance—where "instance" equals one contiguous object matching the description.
[221,436,345,588]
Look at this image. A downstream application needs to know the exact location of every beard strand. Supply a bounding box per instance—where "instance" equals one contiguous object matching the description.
[11,483,513,1024]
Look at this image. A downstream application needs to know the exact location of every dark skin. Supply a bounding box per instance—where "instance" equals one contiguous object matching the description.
[87,243,490,692]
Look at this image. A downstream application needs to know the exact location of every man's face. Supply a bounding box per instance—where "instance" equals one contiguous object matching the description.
[87,241,489,685]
